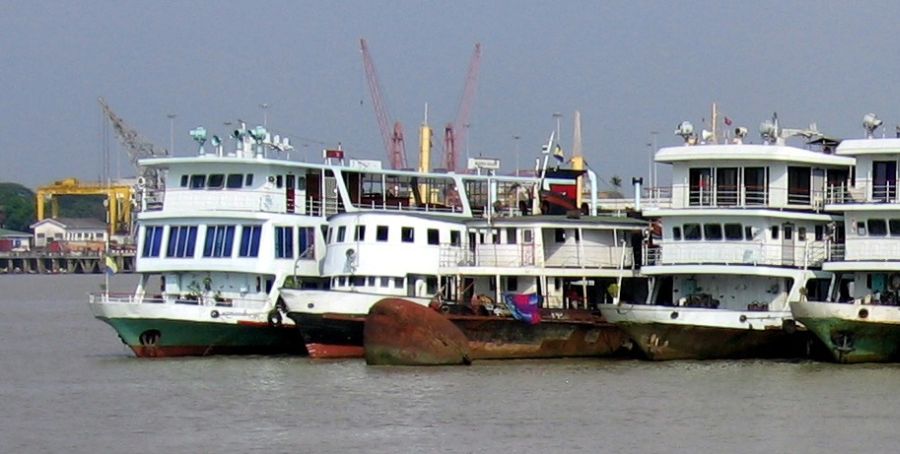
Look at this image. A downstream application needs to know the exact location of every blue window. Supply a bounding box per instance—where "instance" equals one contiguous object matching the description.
[239,225,262,257]
[275,226,294,259]
[203,225,236,258]
[141,226,164,257]
[166,226,198,258]
[298,227,315,259]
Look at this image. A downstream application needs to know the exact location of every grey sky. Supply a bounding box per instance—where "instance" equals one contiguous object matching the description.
[3,1,900,190]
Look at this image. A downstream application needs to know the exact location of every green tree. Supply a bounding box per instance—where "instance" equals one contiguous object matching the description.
[0,183,36,232]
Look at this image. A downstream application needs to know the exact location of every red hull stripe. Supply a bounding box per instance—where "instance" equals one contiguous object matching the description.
[306,343,365,359]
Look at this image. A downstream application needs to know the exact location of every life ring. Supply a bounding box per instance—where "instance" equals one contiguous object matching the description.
[267,309,283,327]
[210,310,219,319]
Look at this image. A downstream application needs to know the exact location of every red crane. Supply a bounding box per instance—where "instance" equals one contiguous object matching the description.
[360,38,408,170]
[443,43,482,173]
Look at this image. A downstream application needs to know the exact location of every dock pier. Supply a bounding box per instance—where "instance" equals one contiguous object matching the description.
[0,251,135,274]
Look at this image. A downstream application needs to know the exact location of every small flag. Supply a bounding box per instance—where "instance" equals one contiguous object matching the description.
[503,293,542,324]
[724,116,733,126]
[105,255,118,275]
[553,144,565,163]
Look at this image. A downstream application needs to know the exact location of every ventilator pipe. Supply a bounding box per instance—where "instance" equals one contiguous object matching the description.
[586,168,599,216]
[632,177,643,212]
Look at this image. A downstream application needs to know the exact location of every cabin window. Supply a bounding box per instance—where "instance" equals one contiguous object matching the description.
[427,229,439,245]
[716,167,739,206]
[890,220,900,237]
[166,225,198,258]
[245,174,254,186]
[354,225,366,242]
[238,225,262,257]
[555,228,566,243]
[868,219,887,237]
[683,224,701,241]
[380,277,390,287]
[745,226,754,240]
[857,221,867,236]
[326,227,333,244]
[672,227,682,241]
[376,226,389,242]
[744,167,768,205]
[506,228,517,244]
[190,174,206,189]
[368,276,376,287]
[523,230,533,243]
[788,166,812,204]
[401,227,414,243]
[336,226,346,243]
[574,229,581,242]
[798,227,807,241]
[298,227,315,259]
[703,224,723,240]
[274,226,294,259]
[180,175,188,187]
[141,226,164,257]
[506,276,518,292]
[352,276,365,287]
[771,226,779,240]
[394,277,403,289]
[450,231,461,246]
[426,277,438,295]
[784,225,793,240]
[339,276,347,286]
[689,168,713,206]
[724,223,742,240]
[203,225,236,258]
[492,230,501,244]
[275,175,284,188]
[226,174,243,189]
[207,174,225,189]
[815,225,825,241]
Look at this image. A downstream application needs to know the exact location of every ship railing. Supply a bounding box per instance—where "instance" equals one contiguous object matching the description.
[92,292,271,309]
[439,244,633,269]
[353,200,464,214]
[826,183,899,205]
[648,241,828,268]
[828,244,845,261]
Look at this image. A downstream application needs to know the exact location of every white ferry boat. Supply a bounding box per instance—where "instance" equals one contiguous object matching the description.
[601,117,853,360]
[282,161,649,359]
[279,169,556,358]
[89,123,480,357]
[791,115,900,362]
[434,212,646,359]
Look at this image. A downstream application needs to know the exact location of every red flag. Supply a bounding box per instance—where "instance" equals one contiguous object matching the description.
[724,116,733,126]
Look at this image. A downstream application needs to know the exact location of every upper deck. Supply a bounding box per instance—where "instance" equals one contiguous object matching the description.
[641,142,854,213]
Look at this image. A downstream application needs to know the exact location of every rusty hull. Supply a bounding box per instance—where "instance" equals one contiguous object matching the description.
[618,322,815,361]
[449,311,632,360]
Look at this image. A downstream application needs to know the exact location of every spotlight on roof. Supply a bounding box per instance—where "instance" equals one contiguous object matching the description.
[863,113,883,138]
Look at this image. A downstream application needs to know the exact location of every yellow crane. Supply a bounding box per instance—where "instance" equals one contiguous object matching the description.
[36,178,134,236]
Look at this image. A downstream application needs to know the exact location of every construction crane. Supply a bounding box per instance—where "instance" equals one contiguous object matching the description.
[360,39,408,170]
[443,43,482,173]
[36,178,134,236]
[98,97,169,191]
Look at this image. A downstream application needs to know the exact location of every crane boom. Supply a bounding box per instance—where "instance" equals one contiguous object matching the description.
[98,98,168,188]
[360,39,407,169]
[444,43,482,172]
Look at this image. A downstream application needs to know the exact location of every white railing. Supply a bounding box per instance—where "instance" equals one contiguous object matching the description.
[826,183,900,205]
[92,292,272,310]
[441,244,633,269]
[646,241,827,267]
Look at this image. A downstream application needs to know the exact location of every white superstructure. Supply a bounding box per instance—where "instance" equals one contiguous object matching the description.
[602,118,853,360]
